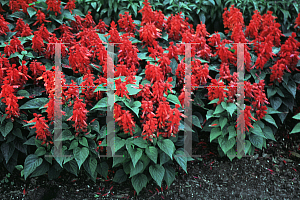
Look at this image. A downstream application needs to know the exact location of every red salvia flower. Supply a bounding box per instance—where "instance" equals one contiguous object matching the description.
[256,105,267,120]
[165,12,190,41]
[222,5,245,34]
[46,0,62,16]
[33,10,51,26]
[151,80,166,103]
[156,97,171,130]
[142,113,157,142]
[80,70,96,106]
[141,101,153,119]
[207,79,227,105]
[64,0,76,14]
[44,92,66,123]
[9,0,31,14]
[195,22,210,38]
[69,43,92,74]
[118,33,140,70]
[167,104,186,137]
[208,32,221,47]
[138,0,155,26]
[115,78,130,99]
[219,63,232,82]
[95,19,108,34]
[70,15,84,32]
[0,78,20,121]
[118,12,136,33]
[32,32,45,54]
[45,34,68,60]
[236,105,256,133]
[145,61,164,83]
[29,60,46,84]
[245,10,262,39]
[139,22,161,48]
[27,113,52,145]
[82,11,96,28]
[115,110,135,136]
[18,61,31,89]
[0,4,5,12]
[4,36,25,57]
[63,80,79,106]
[68,97,88,135]
[105,21,122,44]
[0,53,10,85]
[6,64,22,87]
[15,18,33,37]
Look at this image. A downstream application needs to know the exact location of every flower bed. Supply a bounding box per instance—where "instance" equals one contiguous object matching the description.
[0,0,300,195]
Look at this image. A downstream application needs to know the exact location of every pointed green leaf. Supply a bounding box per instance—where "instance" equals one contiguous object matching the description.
[149,164,165,187]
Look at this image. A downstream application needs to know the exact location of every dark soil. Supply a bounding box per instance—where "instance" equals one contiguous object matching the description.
[1,128,300,200]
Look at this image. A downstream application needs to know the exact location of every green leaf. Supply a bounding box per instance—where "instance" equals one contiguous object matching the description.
[69,140,78,150]
[219,117,227,130]
[249,134,263,150]
[112,151,127,168]
[228,125,236,140]
[1,143,14,163]
[127,145,143,168]
[170,58,178,75]
[162,32,168,41]
[164,164,175,187]
[113,169,127,183]
[126,84,142,95]
[124,100,141,117]
[35,147,46,157]
[157,139,175,160]
[210,127,222,142]
[24,154,43,180]
[267,87,276,98]
[218,136,236,155]
[129,161,143,178]
[293,73,300,84]
[174,149,188,173]
[27,7,36,18]
[91,97,107,111]
[79,137,88,147]
[272,46,281,55]
[54,130,74,141]
[226,148,236,161]
[3,122,13,137]
[286,79,297,98]
[167,94,181,106]
[293,113,300,120]
[132,137,147,148]
[208,98,219,105]
[266,106,281,114]
[263,114,278,128]
[73,147,89,170]
[250,123,267,139]
[291,123,300,134]
[244,140,251,155]
[145,146,158,164]
[226,103,236,117]
[270,97,282,110]
[192,115,202,129]
[137,52,148,60]
[131,174,147,195]
[19,98,49,110]
[149,164,165,187]
[111,136,125,153]
[262,126,276,141]
[16,90,30,98]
